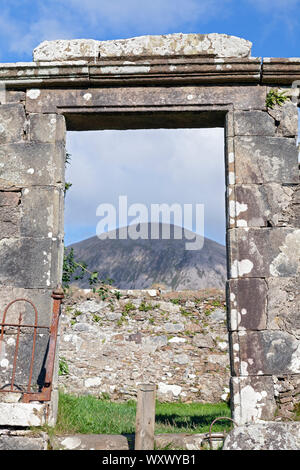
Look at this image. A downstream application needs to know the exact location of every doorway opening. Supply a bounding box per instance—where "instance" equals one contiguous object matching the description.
[58,118,231,437]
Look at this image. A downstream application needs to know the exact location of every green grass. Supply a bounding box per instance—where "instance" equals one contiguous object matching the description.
[55,392,231,435]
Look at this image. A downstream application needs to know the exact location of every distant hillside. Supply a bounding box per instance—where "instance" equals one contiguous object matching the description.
[68,223,227,290]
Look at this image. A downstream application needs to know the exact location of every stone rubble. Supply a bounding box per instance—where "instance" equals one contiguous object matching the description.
[58,287,230,403]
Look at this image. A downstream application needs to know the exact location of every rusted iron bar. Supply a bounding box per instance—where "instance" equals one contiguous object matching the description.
[208,416,237,450]
[0,287,64,403]
[23,286,64,403]
[0,299,38,395]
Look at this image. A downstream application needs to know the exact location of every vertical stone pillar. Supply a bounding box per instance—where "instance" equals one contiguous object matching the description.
[0,91,66,426]
[226,93,300,424]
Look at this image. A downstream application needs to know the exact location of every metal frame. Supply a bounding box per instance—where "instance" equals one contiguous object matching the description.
[0,287,64,403]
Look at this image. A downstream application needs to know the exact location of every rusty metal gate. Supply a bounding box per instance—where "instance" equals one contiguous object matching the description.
[0,287,64,403]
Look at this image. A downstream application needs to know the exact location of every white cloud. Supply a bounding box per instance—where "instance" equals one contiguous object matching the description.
[64,0,231,34]
[0,0,234,60]
[65,128,225,244]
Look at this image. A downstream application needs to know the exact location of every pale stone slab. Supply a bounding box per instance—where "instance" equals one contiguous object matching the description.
[0,403,47,426]
[224,423,300,450]
[33,34,252,62]
[230,376,276,425]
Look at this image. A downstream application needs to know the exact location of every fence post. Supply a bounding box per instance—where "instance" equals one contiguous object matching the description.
[135,383,156,450]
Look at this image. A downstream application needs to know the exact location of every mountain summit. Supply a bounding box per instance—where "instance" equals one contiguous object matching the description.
[68,223,226,290]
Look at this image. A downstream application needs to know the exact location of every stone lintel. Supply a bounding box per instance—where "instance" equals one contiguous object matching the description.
[262,58,300,85]
[33,34,253,61]
[0,57,261,88]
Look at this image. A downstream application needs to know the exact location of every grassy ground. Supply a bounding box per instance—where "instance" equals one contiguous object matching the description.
[54,392,231,435]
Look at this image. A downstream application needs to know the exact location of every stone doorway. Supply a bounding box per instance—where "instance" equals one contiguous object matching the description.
[60,125,228,406]
[0,34,299,436]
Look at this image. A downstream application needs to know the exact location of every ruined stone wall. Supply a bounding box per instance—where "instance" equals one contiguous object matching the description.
[0,90,66,425]
[58,288,230,403]
[226,88,300,424]
[0,34,299,434]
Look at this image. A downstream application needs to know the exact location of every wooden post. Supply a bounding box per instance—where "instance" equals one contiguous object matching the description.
[135,383,156,450]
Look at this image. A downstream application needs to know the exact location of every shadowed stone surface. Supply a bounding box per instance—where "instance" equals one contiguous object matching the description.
[53,434,129,450]
[229,184,296,228]
[266,276,300,337]
[234,111,275,136]
[228,228,300,278]
[0,104,25,144]
[231,330,300,376]
[0,430,48,450]
[228,278,267,331]
[234,136,299,184]
[0,237,63,288]
[0,142,65,188]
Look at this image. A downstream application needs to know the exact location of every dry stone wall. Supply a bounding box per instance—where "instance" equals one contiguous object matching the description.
[58,288,230,404]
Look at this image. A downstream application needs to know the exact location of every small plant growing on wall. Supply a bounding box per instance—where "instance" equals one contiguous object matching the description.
[59,357,69,376]
[266,88,290,109]
[63,150,115,300]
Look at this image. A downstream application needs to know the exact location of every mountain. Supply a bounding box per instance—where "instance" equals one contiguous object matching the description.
[68,223,227,290]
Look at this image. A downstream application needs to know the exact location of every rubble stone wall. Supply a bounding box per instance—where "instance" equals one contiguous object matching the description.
[58,288,230,404]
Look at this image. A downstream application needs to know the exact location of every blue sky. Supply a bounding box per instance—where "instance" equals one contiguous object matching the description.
[0,0,300,62]
[1,0,299,246]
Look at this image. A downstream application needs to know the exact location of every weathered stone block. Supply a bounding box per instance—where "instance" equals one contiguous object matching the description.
[228,227,300,278]
[0,286,54,327]
[227,278,267,331]
[26,86,267,114]
[29,113,66,143]
[268,101,298,137]
[282,184,300,228]
[234,136,299,184]
[0,191,20,206]
[21,186,64,238]
[225,111,234,138]
[230,330,300,376]
[223,422,300,450]
[225,138,235,188]
[228,184,295,228]
[52,433,129,450]
[0,430,48,450]
[0,402,48,426]
[0,332,50,392]
[0,142,65,188]
[0,237,63,288]
[33,34,253,62]
[0,190,21,239]
[5,91,26,104]
[266,276,300,337]
[234,111,275,136]
[230,376,277,425]
[0,104,25,144]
